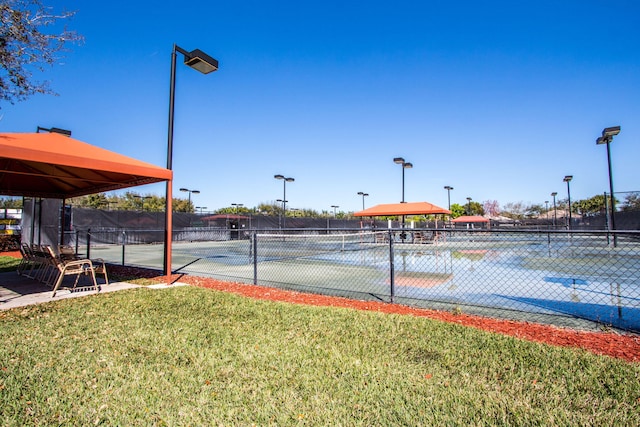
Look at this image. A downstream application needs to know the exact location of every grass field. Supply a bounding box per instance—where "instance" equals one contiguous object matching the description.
[1,284,638,425]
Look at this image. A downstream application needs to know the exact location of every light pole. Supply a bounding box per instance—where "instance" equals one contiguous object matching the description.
[357,192,369,210]
[331,205,339,217]
[276,199,287,229]
[274,175,294,229]
[196,206,207,214]
[444,186,453,212]
[551,192,558,228]
[563,176,573,230]
[545,201,549,222]
[393,157,413,204]
[393,157,413,238]
[596,126,620,246]
[179,188,200,205]
[231,203,243,213]
[466,197,472,215]
[164,44,218,277]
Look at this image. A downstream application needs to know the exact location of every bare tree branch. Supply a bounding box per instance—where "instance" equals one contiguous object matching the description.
[0,0,83,106]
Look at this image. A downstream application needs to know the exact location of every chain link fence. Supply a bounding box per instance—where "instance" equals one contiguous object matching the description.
[78,227,640,333]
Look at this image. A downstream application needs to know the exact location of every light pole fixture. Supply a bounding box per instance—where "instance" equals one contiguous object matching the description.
[331,205,339,217]
[357,192,369,210]
[196,206,207,214]
[563,175,573,230]
[179,188,200,204]
[444,186,454,211]
[164,44,218,278]
[551,192,558,228]
[466,197,472,215]
[393,157,413,238]
[597,125,620,245]
[545,201,549,220]
[36,126,72,136]
[393,157,413,203]
[231,203,244,213]
[274,175,294,228]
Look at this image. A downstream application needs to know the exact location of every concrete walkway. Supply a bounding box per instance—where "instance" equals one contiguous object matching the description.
[0,271,141,310]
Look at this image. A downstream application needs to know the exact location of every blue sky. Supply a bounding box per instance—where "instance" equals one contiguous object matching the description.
[2,0,639,214]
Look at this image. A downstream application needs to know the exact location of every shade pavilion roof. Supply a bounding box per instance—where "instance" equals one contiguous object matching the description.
[353,201,451,217]
[451,215,490,223]
[0,132,172,199]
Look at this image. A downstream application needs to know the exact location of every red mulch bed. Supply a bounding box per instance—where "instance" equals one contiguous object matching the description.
[4,252,639,362]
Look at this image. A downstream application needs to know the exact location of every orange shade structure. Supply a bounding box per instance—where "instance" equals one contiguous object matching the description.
[0,132,172,199]
[451,215,489,223]
[354,201,451,217]
[0,132,174,284]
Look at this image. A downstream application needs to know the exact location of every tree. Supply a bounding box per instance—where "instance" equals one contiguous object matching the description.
[573,195,609,217]
[502,202,527,220]
[0,0,82,105]
[0,196,22,208]
[621,193,640,212]
[482,200,500,217]
[449,203,466,219]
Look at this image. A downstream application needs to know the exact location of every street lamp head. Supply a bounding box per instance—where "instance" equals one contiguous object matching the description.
[393,157,405,164]
[444,186,453,190]
[466,197,472,201]
[179,188,188,192]
[602,126,621,138]
[563,175,573,183]
[192,190,200,194]
[403,162,413,169]
[183,49,219,74]
[275,175,294,182]
[551,192,557,197]
[357,191,369,196]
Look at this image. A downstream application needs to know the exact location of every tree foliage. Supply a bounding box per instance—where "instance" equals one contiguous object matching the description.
[0,196,22,208]
[0,0,82,105]
[482,200,500,217]
[449,203,466,219]
[621,193,640,212]
[66,192,196,213]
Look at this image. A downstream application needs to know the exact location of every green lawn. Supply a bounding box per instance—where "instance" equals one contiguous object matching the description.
[1,285,639,425]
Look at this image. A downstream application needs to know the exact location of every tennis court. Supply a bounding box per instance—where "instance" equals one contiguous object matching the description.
[87,229,640,332]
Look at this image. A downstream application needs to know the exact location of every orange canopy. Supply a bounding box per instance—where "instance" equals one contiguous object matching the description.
[0,132,172,199]
[354,201,451,217]
[451,215,489,223]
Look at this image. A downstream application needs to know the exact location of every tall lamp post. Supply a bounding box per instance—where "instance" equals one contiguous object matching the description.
[274,175,294,229]
[563,175,573,230]
[466,197,472,215]
[393,158,413,238]
[179,188,200,205]
[545,201,549,220]
[357,192,369,210]
[276,199,287,229]
[444,186,454,211]
[596,126,621,246]
[393,157,413,204]
[551,192,558,228]
[164,44,218,278]
[331,205,339,217]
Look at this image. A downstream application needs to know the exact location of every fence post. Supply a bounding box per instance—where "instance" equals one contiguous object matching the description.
[86,228,91,259]
[389,229,395,303]
[122,231,126,266]
[75,229,79,255]
[253,232,258,285]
